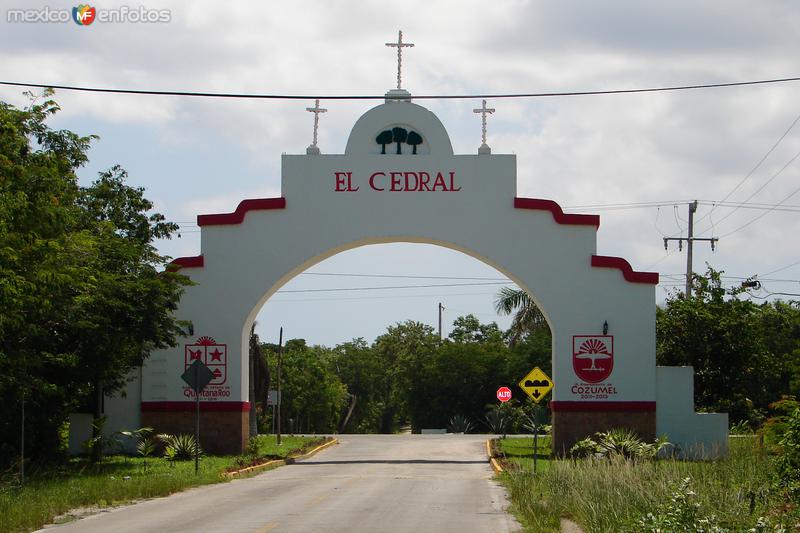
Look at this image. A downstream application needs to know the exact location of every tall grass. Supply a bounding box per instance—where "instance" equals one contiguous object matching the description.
[502,438,776,532]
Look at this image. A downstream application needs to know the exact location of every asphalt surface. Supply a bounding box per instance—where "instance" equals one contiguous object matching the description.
[43,434,520,533]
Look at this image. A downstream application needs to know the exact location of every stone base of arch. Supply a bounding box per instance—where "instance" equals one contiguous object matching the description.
[141,402,249,455]
[550,401,657,456]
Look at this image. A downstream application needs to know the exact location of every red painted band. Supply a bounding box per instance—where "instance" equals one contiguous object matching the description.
[591,255,659,284]
[168,255,204,271]
[141,401,250,412]
[197,197,286,226]
[514,197,601,228]
[550,401,656,412]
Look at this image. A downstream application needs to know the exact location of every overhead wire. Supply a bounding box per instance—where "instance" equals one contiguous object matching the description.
[3,76,800,101]
[699,147,800,235]
[697,110,800,229]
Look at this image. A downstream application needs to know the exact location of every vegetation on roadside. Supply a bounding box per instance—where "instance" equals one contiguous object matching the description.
[500,433,800,532]
[0,435,319,533]
[1,91,191,465]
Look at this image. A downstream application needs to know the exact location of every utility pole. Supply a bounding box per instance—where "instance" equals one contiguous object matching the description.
[438,302,444,340]
[663,201,718,298]
[276,327,283,446]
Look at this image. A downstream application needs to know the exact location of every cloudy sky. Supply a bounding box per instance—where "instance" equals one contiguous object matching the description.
[2,1,799,346]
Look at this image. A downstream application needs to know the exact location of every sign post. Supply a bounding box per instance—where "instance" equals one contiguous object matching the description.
[181,359,214,474]
[518,367,553,474]
[277,327,283,447]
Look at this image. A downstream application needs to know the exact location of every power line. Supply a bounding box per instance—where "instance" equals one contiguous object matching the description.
[699,110,800,228]
[268,291,502,303]
[700,147,800,235]
[3,76,800,101]
[275,281,511,294]
[719,181,800,238]
[561,199,800,212]
[761,259,800,277]
[298,272,509,281]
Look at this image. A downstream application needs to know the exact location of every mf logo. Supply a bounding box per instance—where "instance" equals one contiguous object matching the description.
[72,5,96,25]
[185,336,227,386]
[572,335,614,383]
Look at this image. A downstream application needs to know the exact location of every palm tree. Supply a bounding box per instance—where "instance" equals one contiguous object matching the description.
[494,287,547,345]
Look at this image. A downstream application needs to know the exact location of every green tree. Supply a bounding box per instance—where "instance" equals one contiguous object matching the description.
[74,166,190,460]
[0,92,189,464]
[449,314,503,344]
[373,321,438,432]
[494,287,548,346]
[656,267,775,423]
[331,338,384,432]
[277,341,347,433]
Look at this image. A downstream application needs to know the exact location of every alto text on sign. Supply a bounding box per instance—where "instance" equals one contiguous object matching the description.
[496,386,512,403]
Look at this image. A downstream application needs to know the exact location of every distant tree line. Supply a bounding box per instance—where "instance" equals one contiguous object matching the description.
[253,315,551,434]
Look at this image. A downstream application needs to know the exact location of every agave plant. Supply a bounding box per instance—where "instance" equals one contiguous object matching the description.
[484,405,509,436]
[447,414,474,434]
[158,433,202,461]
[595,428,644,459]
[522,405,549,435]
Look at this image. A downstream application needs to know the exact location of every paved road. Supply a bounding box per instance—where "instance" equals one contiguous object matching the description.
[44,434,520,533]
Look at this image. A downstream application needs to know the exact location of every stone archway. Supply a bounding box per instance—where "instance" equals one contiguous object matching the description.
[104,97,726,456]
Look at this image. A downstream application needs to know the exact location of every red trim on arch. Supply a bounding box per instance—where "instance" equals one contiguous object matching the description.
[141,401,250,412]
[591,255,659,284]
[168,255,204,271]
[514,197,600,228]
[197,197,286,226]
[550,401,656,412]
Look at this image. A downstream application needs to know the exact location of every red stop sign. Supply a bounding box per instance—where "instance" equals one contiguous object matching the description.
[497,386,512,402]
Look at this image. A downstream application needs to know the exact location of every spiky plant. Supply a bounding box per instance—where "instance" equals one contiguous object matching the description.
[447,414,474,434]
[159,433,202,461]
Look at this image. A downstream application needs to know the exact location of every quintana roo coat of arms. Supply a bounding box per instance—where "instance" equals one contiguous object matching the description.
[184,336,227,386]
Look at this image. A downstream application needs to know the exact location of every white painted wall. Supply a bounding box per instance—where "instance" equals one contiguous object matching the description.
[656,366,728,458]
[116,98,726,455]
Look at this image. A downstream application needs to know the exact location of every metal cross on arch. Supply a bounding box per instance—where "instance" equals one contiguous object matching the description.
[385,30,415,90]
[306,98,327,154]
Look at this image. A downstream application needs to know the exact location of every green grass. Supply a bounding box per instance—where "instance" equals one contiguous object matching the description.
[499,437,786,533]
[497,436,552,472]
[0,435,320,533]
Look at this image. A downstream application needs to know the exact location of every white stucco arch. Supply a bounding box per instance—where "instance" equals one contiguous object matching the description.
[242,236,555,344]
[112,98,727,456]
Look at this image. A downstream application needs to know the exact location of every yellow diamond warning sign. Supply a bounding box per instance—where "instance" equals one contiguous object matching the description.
[519,367,553,403]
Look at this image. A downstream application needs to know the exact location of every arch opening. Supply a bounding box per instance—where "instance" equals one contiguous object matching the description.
[244,238,555,344]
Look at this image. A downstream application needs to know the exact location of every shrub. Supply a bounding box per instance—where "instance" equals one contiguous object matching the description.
[775,408,800,502]
[484,405,509,436]
[568,429,670,461]
[635,477,726,532]
[569,437,599,459]
[759,397,799,446]
[158,434,202,461]
[447,415,474,434]
[730,419,754,435]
